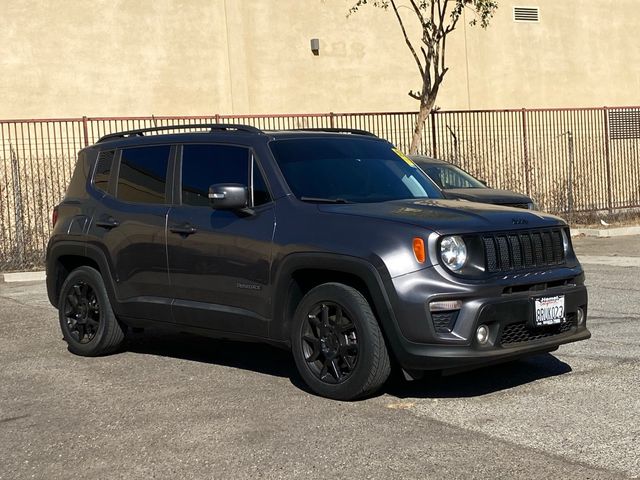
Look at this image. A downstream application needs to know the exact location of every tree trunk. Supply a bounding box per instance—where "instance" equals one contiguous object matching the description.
[408,95,438,155]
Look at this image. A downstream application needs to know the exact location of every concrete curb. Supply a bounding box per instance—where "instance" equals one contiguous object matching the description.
[1,271,46,283]
[579,255,640,267]
[571,226,640,237]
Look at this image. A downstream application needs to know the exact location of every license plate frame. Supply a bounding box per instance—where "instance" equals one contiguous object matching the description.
[531,295,566,327]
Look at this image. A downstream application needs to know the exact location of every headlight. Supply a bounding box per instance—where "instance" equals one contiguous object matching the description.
[440,235,468,271]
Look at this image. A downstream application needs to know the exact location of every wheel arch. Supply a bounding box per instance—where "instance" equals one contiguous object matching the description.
[271,253,402,352]
[46,241,120,314]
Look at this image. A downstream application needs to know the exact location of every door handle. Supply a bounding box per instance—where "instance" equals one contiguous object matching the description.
[95,216,120,229]
[170,224,198,236]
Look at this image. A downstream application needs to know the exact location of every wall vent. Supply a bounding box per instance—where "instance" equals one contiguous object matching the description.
[513,6,540,22]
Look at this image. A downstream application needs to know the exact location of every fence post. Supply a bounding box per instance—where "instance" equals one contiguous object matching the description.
[430,111,437,158]
[603,106,613,212]
[9,144,25,267]
[521,109,531,196]
[446,125,459,165]
[566,130,575,223]
[82,116,89,147]
[329,112,335,128]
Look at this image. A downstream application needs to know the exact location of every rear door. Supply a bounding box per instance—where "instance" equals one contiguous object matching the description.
[90,144,174,322]
[166,143,275,337]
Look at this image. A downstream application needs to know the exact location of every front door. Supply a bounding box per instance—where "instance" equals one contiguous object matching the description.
[166,143,275,337]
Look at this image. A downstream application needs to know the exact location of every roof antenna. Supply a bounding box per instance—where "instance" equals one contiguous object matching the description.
[151,114,158,127]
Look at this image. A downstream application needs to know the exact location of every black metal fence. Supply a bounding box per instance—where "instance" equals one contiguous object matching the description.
[2,108,639,271]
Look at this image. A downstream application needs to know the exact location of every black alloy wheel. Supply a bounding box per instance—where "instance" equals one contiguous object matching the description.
[291,283,391,400]
[63,281,100,344]
[301,302,359,384]
[58,266,125,356]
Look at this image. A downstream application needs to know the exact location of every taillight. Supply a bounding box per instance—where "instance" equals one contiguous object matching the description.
[52,206,59,227]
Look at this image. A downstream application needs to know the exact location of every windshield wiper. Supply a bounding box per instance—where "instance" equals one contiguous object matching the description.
[299,196,352,204]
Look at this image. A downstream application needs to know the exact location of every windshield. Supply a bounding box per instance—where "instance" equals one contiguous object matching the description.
[422,164,486,189]
[269,138,442,203]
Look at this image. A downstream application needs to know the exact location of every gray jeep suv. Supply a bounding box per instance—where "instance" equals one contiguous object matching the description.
[46,124,590,400]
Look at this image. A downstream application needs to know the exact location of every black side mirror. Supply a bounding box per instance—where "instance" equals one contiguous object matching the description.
[208,183,249,211]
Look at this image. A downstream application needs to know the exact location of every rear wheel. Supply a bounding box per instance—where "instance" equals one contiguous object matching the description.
[291,283,391,400]
[58,266,125,356]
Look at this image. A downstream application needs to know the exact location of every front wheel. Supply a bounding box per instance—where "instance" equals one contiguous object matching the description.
[291,283,391,400]
[58,266,125,356]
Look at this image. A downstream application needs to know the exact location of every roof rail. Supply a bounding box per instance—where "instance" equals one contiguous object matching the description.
[97,123,263,143]
[292,128,377,137]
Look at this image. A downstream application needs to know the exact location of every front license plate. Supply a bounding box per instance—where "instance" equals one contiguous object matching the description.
[532,295,565,327]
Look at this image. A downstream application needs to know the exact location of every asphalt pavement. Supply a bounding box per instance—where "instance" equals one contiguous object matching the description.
[0,236,638,479]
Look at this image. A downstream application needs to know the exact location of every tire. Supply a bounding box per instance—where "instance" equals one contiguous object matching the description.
[58,266,125,356]
[291,283,391,400]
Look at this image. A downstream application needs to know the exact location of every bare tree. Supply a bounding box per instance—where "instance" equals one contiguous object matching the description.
[349,0,497,154]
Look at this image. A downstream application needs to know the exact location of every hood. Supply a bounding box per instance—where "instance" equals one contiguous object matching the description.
[318,199,564,234]
[443,188,533,206]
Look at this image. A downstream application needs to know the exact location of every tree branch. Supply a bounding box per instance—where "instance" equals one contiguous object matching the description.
[431,0,436,29]
[389,0,424,77]
[420,46,432,91]
[348,0,498,153]
[408,0,426,27]
[440,29,447,79]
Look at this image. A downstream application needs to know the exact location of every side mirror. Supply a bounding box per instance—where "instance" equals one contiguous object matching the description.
[208,183,248,210]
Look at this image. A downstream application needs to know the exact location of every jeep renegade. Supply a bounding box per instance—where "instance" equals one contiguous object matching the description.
[46,124,590,400]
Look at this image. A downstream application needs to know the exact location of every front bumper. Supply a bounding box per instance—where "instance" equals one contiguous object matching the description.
[386,265,590,372]
[394,323,590,372]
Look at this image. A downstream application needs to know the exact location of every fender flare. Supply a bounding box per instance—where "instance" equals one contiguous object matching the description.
[270,252,406,357]
[46,240,121,315]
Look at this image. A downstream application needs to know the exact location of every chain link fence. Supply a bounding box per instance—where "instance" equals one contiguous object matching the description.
[2,108,639,271]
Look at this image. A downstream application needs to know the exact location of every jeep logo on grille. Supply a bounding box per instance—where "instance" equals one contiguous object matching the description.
[512,217,528,225]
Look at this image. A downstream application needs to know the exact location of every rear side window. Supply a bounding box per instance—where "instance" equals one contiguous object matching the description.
[116,146,171,204]
[93,150,114,193]
[181,144,250,207]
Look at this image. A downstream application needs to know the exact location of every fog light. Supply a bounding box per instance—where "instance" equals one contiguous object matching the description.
[476,324,489,345]
[577,308,585,325]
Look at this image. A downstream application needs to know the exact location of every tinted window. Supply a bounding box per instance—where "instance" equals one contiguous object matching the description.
[252,159,271,206]
[94,150,114,193]
[181,144,249,207]
[269,138,442,203]
[116,146,170,204]
[424,165,485,189]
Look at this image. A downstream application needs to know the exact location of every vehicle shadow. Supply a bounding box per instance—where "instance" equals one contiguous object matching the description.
[125,329,299,380]
[386,353,572,399]
[124,330,572,399]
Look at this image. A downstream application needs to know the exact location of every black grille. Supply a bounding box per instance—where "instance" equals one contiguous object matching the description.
[504,203,530,209]
[482,229,566,273]
[431,311,459,333]
[500,317,575,346]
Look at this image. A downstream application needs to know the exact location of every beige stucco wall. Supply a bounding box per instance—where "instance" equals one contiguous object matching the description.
[1,0,639,118]
[458,0,640,109]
